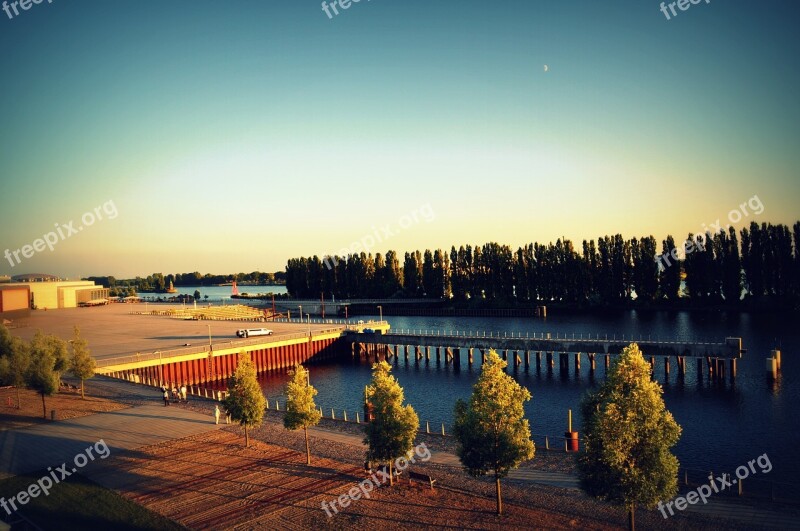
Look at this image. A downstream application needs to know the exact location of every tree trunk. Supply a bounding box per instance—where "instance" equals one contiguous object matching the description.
[389,460,394,486]
[304,426,311,465]
[496,476,503,515]
[80,379,85,399]
[628,503,635,531]
[245,424,249,447]
[16,386,21,409]
[41,392,47,419]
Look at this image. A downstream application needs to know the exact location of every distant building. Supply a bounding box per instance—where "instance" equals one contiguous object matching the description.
[2,275,109,311]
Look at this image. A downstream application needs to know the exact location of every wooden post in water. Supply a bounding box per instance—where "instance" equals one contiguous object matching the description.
[559,353,568,374]
[524,350,530,370]
[588,353,596,372]
[604,354,610,370]
[729,358,736,382]
[436,346,441,362]
[574,353,581,372]
[468,348,474,365]
[547,352,554,371]
[665,356,670,377]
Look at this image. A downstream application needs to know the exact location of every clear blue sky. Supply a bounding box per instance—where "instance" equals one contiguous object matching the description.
[1,0,798,278]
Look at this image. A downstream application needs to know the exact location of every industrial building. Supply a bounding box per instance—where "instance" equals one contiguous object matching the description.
[0,274,110,314]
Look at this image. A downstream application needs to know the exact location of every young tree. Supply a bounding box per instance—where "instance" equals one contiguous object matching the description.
[223,353,266,447]
[283,364,322,465]
[0,327,30,409]
[27,331,69,419]
[578,343,681,531]
[69,326,96,399]
[453,350,535,515]
[363,361,419,486]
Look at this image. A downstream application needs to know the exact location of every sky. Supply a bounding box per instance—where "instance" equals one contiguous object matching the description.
[0,0,798,279]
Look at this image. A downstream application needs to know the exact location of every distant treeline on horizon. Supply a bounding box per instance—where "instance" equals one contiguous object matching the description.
[85,271,286,296]
[285,221,800,308]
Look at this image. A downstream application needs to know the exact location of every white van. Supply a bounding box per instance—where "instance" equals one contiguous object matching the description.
[236,328,274,338]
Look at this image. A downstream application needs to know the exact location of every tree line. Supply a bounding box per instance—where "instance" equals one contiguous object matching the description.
[0,325,96,416]
[286,221,800,306]
[223,344,678,528]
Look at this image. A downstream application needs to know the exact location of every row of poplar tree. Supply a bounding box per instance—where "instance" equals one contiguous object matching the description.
[286,221,800,304]
[223,345,680,529]
[0,325,97,416]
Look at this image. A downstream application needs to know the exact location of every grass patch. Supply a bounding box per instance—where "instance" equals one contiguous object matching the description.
[0,471,183,530]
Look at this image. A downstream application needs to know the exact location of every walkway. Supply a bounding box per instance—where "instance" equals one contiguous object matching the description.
[1,377,797,529]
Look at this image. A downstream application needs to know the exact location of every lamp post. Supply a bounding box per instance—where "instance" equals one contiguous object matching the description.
[298,305,302,324]
[207,324,212,350]
[377,305,383,323]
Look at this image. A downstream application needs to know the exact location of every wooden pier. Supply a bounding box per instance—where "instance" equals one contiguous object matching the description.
[348,330,744,384]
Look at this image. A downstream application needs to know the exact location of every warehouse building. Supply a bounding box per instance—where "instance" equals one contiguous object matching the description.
[2,274,110,311]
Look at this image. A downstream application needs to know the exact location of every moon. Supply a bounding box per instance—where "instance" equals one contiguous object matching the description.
[544,64,549,72]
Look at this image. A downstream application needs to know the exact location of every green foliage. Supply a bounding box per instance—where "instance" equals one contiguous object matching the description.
[0,328,30,392]
[70,326,96,399]
[453,350,535,479]
[363,361,419,469]
[26,331,69,418]
[27,330,68,394]
[283,364,321,431]
[578,343,681,517]
[193,290,201,301]
[223,353,266,446]
[284,364,322,465]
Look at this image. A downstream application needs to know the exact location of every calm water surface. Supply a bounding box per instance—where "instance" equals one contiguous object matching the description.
[252,310,798,485]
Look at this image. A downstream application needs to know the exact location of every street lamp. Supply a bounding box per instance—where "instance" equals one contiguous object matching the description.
[377,305,383,323]
[298,305,302,323]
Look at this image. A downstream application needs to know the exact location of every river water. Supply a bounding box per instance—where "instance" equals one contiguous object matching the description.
[253,309,799,486]
[138,284,287,301]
